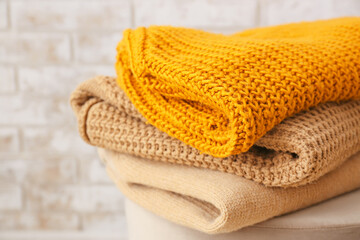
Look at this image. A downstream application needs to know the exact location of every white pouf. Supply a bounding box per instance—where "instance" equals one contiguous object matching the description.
[125,189,360,240]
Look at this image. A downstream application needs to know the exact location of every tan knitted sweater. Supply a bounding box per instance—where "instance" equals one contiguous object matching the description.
[70,76,360,187]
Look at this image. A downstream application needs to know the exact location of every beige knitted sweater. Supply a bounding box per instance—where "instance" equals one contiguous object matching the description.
[70,76,360,187]
[98,148,360,234]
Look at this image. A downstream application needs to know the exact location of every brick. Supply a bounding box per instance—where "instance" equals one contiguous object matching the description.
[79,156,113,184]
[260,0,333,26]
[11,0,131,31]
[0,94,70,125]
[0,183,22,210]
[0,66,16,93]
[0,0,7,29]
[0,128,19,152]
[82,213,127,233]
[0,211,79,230]
[24,157,78,184]
[0,157,77,184]
[23,126,96,156]
[26,185,125,213]
[74,33,122,64]
[134,0,258,28]
[0,159,26,183]
[18,66,115,97]
[0,33,70,64]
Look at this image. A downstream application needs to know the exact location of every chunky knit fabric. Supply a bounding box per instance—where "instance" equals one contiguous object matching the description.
[115,17,360,158]
[70,76,360,187]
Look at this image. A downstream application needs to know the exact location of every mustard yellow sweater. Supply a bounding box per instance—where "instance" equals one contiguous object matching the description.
[115,17,360,158]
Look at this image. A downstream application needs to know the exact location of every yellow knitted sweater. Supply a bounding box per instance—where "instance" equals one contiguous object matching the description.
[115,17,360,158]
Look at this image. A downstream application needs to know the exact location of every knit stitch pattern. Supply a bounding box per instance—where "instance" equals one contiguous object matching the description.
[70,76,360,187]
[115,17,360,158]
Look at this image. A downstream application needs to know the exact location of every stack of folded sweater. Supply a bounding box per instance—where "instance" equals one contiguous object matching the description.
[70,17,360,234]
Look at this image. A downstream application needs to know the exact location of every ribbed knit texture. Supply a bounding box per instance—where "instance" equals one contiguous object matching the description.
[115,17,360,158]
[98,148,360,234]
[70,76,360,187]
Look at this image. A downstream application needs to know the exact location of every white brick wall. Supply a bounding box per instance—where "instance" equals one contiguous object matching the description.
[11,0,131,31]
[73,33,122,64]
[134,0,258,28]
[259,0,360,26]
[0,183,22,210]
[0,211,80,230]
[0,0,359,239]
[0,33,71,64]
